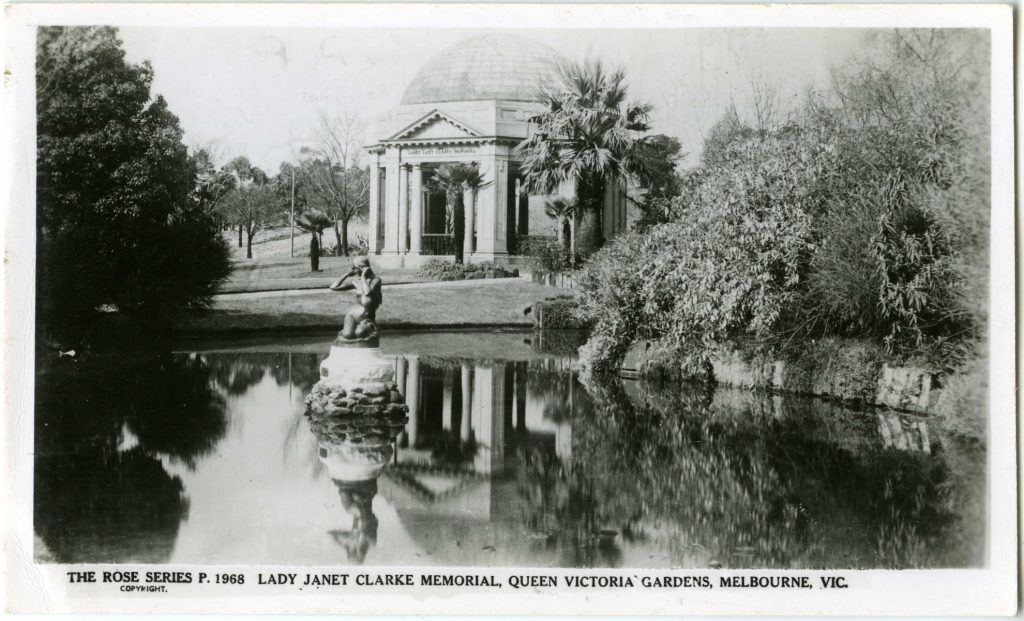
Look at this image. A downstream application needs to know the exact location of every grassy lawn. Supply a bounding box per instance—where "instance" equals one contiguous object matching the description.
[227,223,371,261]
[222,255,430,293]
[222,225,430,293]
[179,279,555,334]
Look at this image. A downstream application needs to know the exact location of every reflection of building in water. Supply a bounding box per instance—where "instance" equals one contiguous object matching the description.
[380,356,577,523]
[308,351,594,566]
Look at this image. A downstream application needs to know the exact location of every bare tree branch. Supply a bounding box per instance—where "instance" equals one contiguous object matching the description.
[297,112,370,255]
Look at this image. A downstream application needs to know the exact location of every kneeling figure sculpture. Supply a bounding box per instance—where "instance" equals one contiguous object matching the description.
[329,257,382,345]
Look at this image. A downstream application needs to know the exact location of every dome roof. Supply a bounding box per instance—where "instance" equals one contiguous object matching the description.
[400,34,565,105]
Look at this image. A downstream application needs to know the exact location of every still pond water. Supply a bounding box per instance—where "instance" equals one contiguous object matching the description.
[34,331,985,569]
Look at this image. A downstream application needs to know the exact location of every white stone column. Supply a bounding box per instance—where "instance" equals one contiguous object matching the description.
[442,370,454,431]
[460,364,472,441]
[556,423,572,461]
[472,366,490,473]
[463,187,475,258]
[405,356,420,447]
[491,363,507,471]
[398,164,409,254]
[513,177,522,238]
[368,158,380,254]
[472,364,506,475]
[513,367,526,430]
[383,155,401,254]
[474,157,509,258]
[409,164,423,255]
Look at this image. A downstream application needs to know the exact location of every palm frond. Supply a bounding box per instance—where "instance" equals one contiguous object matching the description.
[295,210,333,234]
[516,56,655,198]
[544,197,578,220]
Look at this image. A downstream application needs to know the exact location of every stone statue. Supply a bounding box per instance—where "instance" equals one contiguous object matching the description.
[329,257,382,344]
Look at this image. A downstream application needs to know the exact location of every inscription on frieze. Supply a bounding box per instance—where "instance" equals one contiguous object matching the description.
[404,146,480,157]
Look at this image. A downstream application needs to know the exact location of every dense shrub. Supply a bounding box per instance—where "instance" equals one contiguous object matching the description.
[418,259,517,281]
[528,296,591,330]
[797,30,989,359]
[325,233,369,257]
[578,129,823,375]
[577,30,990,375]
[518,235,576,272]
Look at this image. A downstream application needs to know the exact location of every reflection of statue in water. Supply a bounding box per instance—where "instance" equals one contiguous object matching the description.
[329,479,379,564]
[305,359,407,564]
[308,410,404,564]
[329,257,382,345]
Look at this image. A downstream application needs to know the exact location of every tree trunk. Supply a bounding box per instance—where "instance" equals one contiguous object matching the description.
[246,228,253,259]
[333,222,342,256]
[310,234,320,272]
[452,191,465,264]
[341,219,349,256]
[237,223,243,248]
[589,184,605,253]
[560,218,571,263]
[577,180,605,256]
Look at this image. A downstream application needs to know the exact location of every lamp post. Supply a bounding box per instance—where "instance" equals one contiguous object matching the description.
[290,168,296,258]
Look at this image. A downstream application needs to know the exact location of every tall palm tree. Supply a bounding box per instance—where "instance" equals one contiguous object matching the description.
[295,210,333,272]
[428,163,489,264]
[517,59,654,254]
[544,197,578,264]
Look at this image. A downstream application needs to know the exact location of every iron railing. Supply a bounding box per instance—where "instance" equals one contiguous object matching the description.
[420,234,455,256]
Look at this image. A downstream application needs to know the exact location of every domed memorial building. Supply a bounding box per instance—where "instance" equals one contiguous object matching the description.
[366,34,631,265]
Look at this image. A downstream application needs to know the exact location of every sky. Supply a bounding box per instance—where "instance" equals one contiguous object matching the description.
[118,27,869,172]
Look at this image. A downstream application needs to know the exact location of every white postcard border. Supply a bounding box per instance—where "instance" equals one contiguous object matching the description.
[2,3,1017,616]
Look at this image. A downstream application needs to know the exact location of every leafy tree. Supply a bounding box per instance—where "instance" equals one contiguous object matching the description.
[638,134,684,198]
[222,156,269,186]
[36,26,230,336]
[221,182,280,259]
[699,104,754,168]
[190,148,237,231]
[217,156,273,249]
[295,210,333,272]
[517,60,654,254]
[220,157,259,241]
[633,134,684,230]
[427,163,488,264]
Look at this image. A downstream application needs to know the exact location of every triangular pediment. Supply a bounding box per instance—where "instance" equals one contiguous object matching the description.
[381,463,485,506]
[386,110,482,142]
